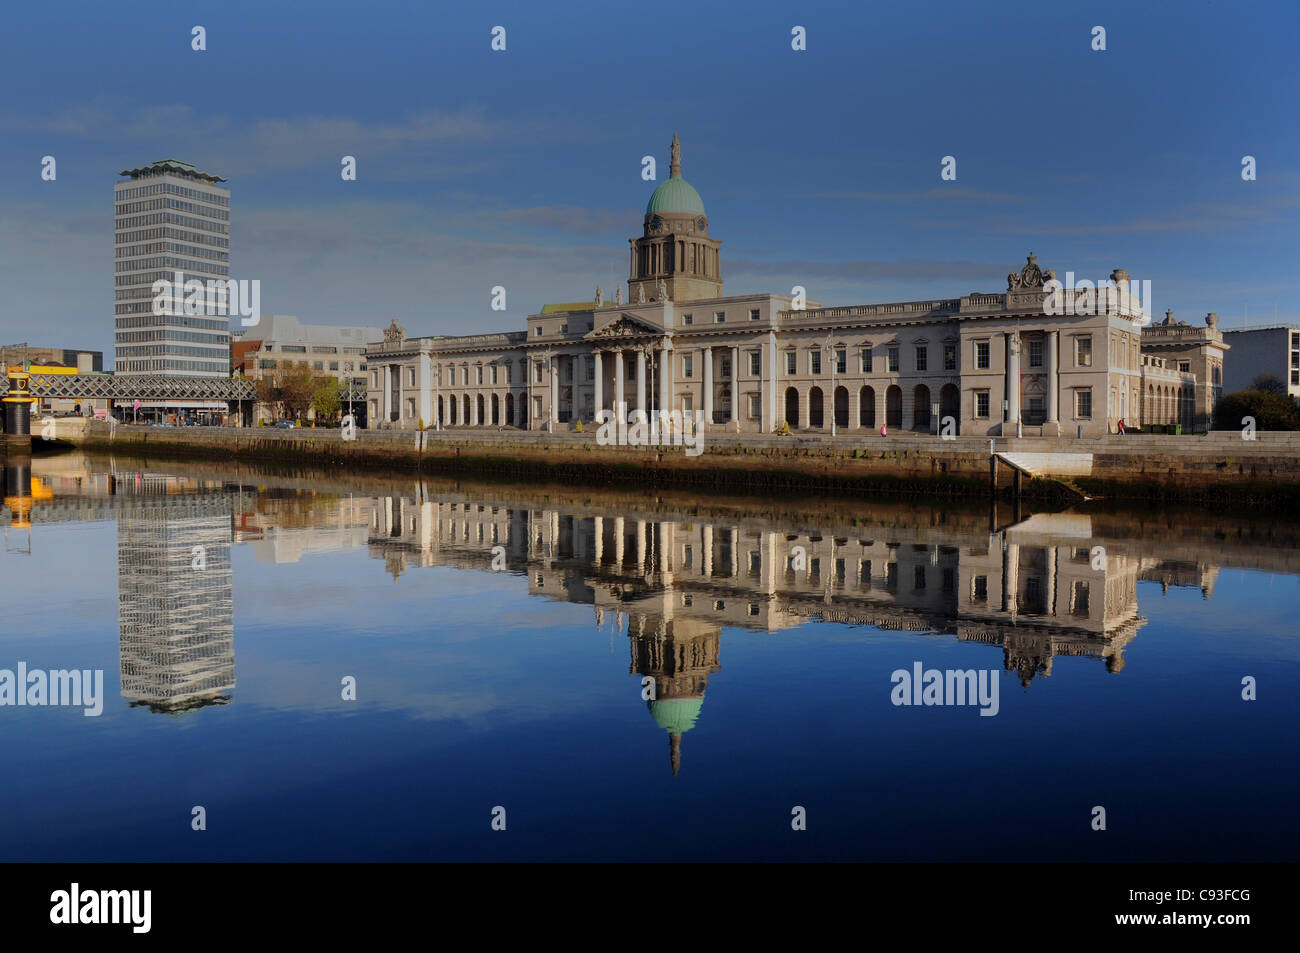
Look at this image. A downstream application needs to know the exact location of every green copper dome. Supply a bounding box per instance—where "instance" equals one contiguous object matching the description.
[648,696,704,735]
[646,176,706,216]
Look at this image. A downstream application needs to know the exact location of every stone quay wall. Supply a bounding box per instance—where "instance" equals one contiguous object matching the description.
[70,423,1300,504]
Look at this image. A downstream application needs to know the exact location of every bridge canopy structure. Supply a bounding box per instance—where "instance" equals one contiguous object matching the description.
[21,372,366,402]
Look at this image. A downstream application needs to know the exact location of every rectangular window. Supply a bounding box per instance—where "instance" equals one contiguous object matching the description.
[406,398,416,418]
[749,351,761,375]
[888,347,900,372]
[972,575,988,603]
[861,349,872,373]
[944,344,957,371]
[1027,396,1044,424]
[975,391,990,418]
[1029,339,1043,368]
[1180,361,1191,373]
[748,394,760,418]
[533,396,543,417]
[975,341,990,369]
[329,361,339,371]
[586,356,595,379]
[534,361,543,383]
[915,346,927,372]
[1076,388,1093,418]
[720,356,731,377]
[1292,370,1299,386]
[835,349,846,374]
[749,308,761,321]
[811,351,822,375]
[475,366,483,385]
[683,354,694,378]
[371,370,379,388]
[713,311,725,323]
[1293,332,1299,349]
[1077,336,1093,367]
[1072,580,1090,616]
[490,365,498,385]
[533,326,542,336]
[785,352,797,375]
[682,395,693,413]
[683,313,693,326]
[559,323,567,335]
[505,364,512,384]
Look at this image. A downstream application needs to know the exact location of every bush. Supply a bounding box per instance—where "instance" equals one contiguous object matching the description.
[1213,389,1300,431]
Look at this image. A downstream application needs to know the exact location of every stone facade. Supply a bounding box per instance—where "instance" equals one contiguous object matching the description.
[366,136,1225,438]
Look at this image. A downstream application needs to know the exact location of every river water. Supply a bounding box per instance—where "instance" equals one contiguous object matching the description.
[1,452,1296,861]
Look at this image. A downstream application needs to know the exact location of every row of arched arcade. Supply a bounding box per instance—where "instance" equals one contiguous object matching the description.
[781,383,961,432]
[437,391,524,428]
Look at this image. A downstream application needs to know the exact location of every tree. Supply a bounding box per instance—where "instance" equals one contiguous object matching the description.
[311,377,342,422]
[1250,373,1287,396]
[254,374,284,420]
[280,365,318,420]
[1213,389,1300,431]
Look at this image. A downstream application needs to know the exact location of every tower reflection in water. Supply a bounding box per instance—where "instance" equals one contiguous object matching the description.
[114,472,236,713]
[367,493,1175,774]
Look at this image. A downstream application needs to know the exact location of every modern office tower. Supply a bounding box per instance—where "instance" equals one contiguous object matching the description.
[117,481,235,713]
[114,159,232,381]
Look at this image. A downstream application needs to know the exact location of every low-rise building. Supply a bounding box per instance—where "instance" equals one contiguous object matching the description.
[1221,325,1300,398]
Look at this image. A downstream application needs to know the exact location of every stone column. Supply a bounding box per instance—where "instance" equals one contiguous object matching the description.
[1046,544,1058,617]
[549,356,558,423]
[800,387,810,430]
[636,520,647,572]
[767,331,778,432]
[659,342,672,424]
[613,350,625,422]
[1045,329,1059,431]
[730,346,739,424]
[593,350,603,418]
[614,515,625,568]
[593,516,604,566]
[702,524,713,577]
[1006,332,1021,434]
[382,365,391,423]
[703,346,713,424]
[418,352,432,428]
[636,349,647,418]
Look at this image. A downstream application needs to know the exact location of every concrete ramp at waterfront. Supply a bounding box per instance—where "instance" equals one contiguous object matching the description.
[995,450,1094,479]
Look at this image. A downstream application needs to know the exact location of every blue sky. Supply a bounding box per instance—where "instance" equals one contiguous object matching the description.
[1,0,1298,364]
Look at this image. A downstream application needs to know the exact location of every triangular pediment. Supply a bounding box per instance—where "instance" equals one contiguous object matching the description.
[587,313,663,340]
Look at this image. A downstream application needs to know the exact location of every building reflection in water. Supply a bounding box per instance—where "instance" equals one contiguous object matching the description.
[0,459,1233,750]
[114,472,237,714]
[366,492,1215,773]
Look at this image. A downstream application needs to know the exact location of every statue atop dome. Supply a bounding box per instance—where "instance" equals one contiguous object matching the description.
[670,132,682,178]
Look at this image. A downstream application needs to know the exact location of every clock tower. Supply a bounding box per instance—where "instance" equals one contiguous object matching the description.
[629,133,723,304]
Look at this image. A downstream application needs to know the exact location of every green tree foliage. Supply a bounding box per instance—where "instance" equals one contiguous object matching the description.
[1213,388,1300,431]
[311,377,343,422]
